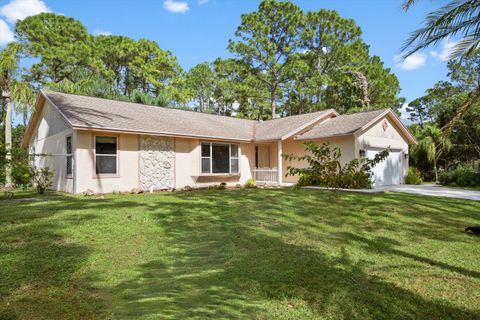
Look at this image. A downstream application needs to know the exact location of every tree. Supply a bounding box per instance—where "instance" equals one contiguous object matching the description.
[15,13,97,86]
[0,43,34,187]
[411,124,451,182]
[300,9,365,108]
[402,0,480,134]
[186,63,215,112]
[406,96,434,126]
[402,0,480,59]
[228,0,304,118]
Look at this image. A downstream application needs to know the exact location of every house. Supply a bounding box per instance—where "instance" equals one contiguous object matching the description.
[22,90,417,194]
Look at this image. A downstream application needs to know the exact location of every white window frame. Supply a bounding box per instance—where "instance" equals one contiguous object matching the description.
[200,142,240,175]
[94,135,118,176]
[66,135,73,178]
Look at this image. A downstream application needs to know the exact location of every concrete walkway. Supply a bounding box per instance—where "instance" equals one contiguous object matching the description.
[304,184,480,201]
[376,184,480,201]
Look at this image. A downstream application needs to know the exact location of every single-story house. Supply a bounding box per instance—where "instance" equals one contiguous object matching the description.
[22,90,417,194]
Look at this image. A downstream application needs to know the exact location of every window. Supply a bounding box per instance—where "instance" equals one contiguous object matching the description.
[201,142,239,174]
[66,136,72,176]
[95,136,117,175]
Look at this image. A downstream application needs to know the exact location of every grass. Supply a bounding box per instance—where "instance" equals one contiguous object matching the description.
[1,188,480,319]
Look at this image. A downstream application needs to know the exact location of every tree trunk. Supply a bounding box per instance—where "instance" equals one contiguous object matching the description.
[5,97,12,187]
[433,157,438,183]
[23,108,28,127]
[271,86,277,119]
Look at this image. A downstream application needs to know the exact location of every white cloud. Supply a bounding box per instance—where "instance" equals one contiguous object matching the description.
[0,0,50,23]
[394,52,426,71]
[430,38,458,61]
[94,29,112,36]
[163,0,189,13]
[198,0,209,4]
[0,19,14,46]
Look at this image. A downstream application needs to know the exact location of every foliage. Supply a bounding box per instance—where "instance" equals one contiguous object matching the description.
[244,178,257,188]
[438,164,480,187]
[405,167,423,185]
[284,142,389,189]
[228,0,303,118]
[402,0,480,59]
[408,52,480,179]
[15,13,95,86]
[411,124,451,182]
[4,2,403,124]
[30,166,54,194]
[227,1,402,118]
[185,62,215,112]
[403,1,480,135]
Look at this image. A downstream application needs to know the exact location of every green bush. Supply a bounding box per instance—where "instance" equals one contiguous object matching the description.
[11,158,31,189]
[405,167,423,185]
[244,178,256,188]
[30,166,55,194]
[285,142,390,189]
[438,165,480,187]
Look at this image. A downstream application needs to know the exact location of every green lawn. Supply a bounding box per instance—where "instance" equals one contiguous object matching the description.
[1,188,480,319]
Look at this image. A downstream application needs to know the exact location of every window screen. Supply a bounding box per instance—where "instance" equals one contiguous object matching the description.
[200,142,239,174]
[95,136,117,174]
[66,136,72,176]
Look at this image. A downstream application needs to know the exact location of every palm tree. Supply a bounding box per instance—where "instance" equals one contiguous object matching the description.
[411,124,452,182]
[0,43,34,187]
[402,0,480,59]
[402,0,480,135]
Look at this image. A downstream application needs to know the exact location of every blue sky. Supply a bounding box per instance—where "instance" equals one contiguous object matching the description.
[0,0,454,123]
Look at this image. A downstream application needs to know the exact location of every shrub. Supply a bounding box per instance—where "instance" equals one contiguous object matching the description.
[11,159,31,189]
[405,167,423,185]
[284,142,389,189]
[244,178,256,188]
[438,170,454,185]
[30,166,55,194]
[438,165,480,187]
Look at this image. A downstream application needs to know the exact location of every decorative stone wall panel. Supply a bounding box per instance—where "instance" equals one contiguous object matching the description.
[139,136,174,191]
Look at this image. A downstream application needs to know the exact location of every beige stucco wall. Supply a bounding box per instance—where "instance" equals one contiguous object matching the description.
[281,136,356,183]
[174,138,254,189]
[355,115,409,181]
[75,131,139,194]
[29,99,74,193]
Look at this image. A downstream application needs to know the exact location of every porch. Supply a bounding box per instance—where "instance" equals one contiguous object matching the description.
[252,141,284,185]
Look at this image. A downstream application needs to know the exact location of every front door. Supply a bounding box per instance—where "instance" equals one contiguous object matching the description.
[255,145,270,168]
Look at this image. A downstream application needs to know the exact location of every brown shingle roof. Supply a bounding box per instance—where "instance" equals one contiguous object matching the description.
[296,109,387,140]
[41,90,336,142]
[43,90,256,141]
[254,109,336,141]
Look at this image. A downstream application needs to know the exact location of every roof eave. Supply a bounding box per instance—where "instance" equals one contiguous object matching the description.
[353,109,417,145]
[73,125,253,143]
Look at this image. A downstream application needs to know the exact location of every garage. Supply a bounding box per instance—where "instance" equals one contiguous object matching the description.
[366,149,403,187]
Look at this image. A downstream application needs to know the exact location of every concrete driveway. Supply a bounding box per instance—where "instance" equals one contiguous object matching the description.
[377,184,480,201]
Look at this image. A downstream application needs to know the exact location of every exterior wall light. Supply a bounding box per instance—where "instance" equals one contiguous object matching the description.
[359,149,366,157]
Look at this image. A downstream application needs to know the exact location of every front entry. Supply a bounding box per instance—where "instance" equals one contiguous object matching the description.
[255,145,270,168]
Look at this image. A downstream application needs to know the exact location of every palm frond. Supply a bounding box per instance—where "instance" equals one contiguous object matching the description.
[401,0,480,59]
[402,0,418,11]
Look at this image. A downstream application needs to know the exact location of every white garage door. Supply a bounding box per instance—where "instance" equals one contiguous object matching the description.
[366,149,403,187]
